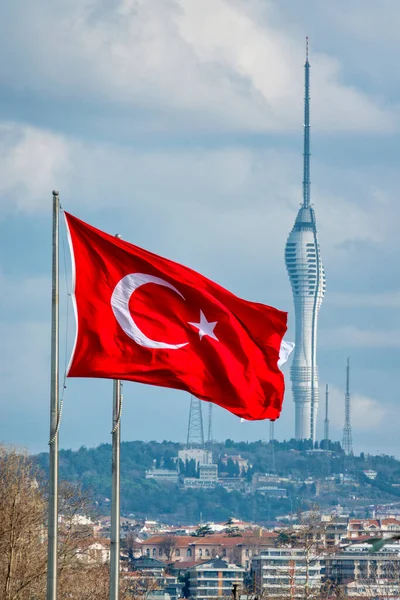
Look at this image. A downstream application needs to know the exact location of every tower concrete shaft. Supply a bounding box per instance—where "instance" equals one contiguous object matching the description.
[324,384,329,450]
[187,396,204,448]
[285,39,326,442]
[342,358,353,455]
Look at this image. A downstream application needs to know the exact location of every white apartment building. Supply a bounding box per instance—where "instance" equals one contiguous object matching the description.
[252,548,323,598]
[188,558,245,599]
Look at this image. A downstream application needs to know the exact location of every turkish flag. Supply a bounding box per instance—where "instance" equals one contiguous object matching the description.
[65,212,289,421]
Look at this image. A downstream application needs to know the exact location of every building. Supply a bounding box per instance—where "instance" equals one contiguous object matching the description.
[188,558,245,599]
[324,519,348,547]
[76,538,110,564]
[256,486,287,498]
[145,468,179,484]
[252,547,323,598]
[126,556,183,600]
[346,518,400,541]
[284,42,326,442]
[141,531,276,568]
[363,470,377,480]
[344,579,400,598]
[200,463,218,482]
[324,543,400,586]
[178,449,212,467]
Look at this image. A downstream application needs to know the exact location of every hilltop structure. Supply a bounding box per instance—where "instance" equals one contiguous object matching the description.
[285,39,326,442]
[342,358,353,455]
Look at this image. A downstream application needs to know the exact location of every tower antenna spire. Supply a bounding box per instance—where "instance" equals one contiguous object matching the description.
[303,37,311,209]
[342,358,353,456]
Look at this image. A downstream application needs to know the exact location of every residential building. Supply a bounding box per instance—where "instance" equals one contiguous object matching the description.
[324,543,400,586]
[145,468,179,484]
[141,532,276,567]
[76,538,110,564]
[200,464,218,482]
[183,478,216,490]
[125,557,183,600]
[324,519,348,547]
[188,558,245,599]
[346,518,400,541]
[256,486,287,498]
[252,548,323,598]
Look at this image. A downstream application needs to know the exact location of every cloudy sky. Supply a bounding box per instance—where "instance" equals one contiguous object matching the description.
[0,0,399,456]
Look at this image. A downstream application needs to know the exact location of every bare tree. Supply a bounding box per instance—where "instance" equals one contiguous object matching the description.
[159,535,177,562]
[0,446,47,600]
[0,445,110,600]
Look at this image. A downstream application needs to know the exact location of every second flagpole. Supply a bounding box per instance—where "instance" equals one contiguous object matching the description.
[110,231,123,600]
[110,379,121,600]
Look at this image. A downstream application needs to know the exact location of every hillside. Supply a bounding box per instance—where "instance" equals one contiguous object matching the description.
[35,439,400,523]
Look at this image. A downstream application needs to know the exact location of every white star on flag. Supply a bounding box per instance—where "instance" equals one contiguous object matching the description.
[189,311,219,341]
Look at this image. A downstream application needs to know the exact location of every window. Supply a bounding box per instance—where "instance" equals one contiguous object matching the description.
[187,548,192,558]
[152,548,156,557]
[175,549,180,557]
[222,549,227,557]
[159,549,163,556]
[146,549,150,557]
[199,549,203,557]
[205,549,210,557]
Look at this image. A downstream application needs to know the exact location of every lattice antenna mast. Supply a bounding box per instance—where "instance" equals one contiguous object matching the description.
[303,36,311,209]
[342,358,353,455]
[324,384,330,450]
[207,403,213,447]
[269,421,276,475]
[187,396,204,448]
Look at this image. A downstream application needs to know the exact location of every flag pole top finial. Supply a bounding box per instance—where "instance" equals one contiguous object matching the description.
[52,190,59,197]
[115,233,122,239]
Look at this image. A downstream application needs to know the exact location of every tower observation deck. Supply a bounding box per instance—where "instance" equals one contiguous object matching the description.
[284,40,326,442]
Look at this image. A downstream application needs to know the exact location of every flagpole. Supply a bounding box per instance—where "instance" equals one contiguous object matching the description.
[110,231,122,600]
[110,379,121,600]
[47,190,60,600]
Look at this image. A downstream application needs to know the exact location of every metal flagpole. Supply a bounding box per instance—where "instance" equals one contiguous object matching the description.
[47,190,60,600]
[110,379,121,600]
[110,232,122,600]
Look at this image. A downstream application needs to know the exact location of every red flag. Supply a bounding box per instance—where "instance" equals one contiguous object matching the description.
[65,212,288,421]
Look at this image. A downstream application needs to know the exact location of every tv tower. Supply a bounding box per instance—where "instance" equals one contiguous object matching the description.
[324,384,329,450]
[342,358,353,455]
[186,396,204,448]
[284,38,326,442]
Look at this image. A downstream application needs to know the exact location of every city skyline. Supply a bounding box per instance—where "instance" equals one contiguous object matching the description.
[0,1,399,456]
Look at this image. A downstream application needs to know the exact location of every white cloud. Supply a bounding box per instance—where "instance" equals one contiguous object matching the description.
[0,123,71,213]
[0,0,396,135]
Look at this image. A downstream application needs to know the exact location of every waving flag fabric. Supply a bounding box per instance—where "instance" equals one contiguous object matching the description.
[65,212,290,421]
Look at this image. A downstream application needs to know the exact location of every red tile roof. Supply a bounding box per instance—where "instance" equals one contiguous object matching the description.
[142,532,276,548]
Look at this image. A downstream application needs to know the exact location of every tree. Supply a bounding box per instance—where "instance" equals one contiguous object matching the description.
[159,535,177,562]
[193,524,213,537]
[0,445,111,600]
